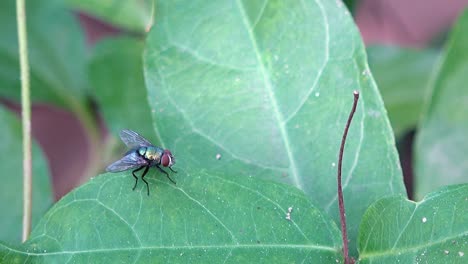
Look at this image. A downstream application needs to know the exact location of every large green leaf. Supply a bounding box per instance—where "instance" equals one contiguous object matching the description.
[0,0,88,110]
[0,171,343,262]
[65,0,153,33]
[414,10,468,200]
[0,107,52,243]
[144,0,405,255]
[367,46,438,136]
[357,184,468,263]
[90,37,157,144]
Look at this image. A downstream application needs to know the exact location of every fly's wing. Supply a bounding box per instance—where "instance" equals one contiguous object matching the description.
[119,129,153,149]
[106,151,148,172]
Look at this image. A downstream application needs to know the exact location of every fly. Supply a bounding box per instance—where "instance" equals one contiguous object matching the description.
[106,129,176,195]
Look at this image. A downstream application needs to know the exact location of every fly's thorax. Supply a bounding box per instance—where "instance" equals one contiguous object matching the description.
[144,146,163,161]
[137,147,147,156]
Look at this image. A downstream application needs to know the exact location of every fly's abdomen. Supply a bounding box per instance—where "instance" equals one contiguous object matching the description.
[144,146,163,162]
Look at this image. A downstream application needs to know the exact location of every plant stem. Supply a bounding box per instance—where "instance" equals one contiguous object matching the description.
[338,91,359,264]
[16,0,32,242]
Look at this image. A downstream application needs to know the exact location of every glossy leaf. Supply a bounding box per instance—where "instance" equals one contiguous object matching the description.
[0,107,52,243]
[0,0,88,109]
[0,171,343,262]
[414,10,468,200]
[65,0,153,33]
[90,37,157,143]
[358,184,468,263]
[367,46,438,136]
[144,0,405,255]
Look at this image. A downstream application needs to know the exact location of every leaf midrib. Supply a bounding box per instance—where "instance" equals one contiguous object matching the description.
[235,0,302,189]
[2,243,339,257]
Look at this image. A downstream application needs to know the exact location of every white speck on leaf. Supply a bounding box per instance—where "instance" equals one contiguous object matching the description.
[422,217,427,223]
[444,250,449,255]
[332,162,336,167]
[216,153,221,160]
[285,206,293,220]
[315,92,320,97]
[459,251,464,257]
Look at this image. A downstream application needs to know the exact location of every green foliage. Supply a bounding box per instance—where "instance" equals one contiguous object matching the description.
[0,0,466,263]
[89,37,157,144]
[0,0,88,109]
[414,9,468,200]
[144,0,404,256]
[342,0,358,14]
[0,0,100,180]
[367,46,439,136]
[64,0,153,33]
[0,172,342,262]
[358,184,467,263]
[0,107,52,243]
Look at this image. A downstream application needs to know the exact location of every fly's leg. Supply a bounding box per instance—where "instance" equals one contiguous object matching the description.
[156,165,176,185]
[140,166,150,196]
[131,166,145,191]
[168,167,177,173]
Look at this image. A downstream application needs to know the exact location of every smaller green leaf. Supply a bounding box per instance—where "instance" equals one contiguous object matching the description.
[0,107,53,243]
[65,0,153,33]
[415,9,468,200]
[367,46,438,136]
[358,184,468,263]
[89,37,156,143]
[0,171,342,263]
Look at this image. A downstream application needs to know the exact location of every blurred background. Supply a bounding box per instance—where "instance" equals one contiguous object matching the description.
[4,0,468,200]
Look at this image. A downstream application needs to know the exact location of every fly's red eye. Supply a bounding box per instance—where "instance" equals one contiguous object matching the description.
[161,154,170,167]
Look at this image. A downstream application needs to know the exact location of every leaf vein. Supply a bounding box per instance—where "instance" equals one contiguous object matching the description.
[283,0,330,124]
[236,0,302,189]
[175,188,239,244]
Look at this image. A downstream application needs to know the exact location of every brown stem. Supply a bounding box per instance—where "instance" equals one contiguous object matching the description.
[338,91,359,264]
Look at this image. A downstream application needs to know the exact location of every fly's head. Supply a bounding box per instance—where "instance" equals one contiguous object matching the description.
[161,149,175,168]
